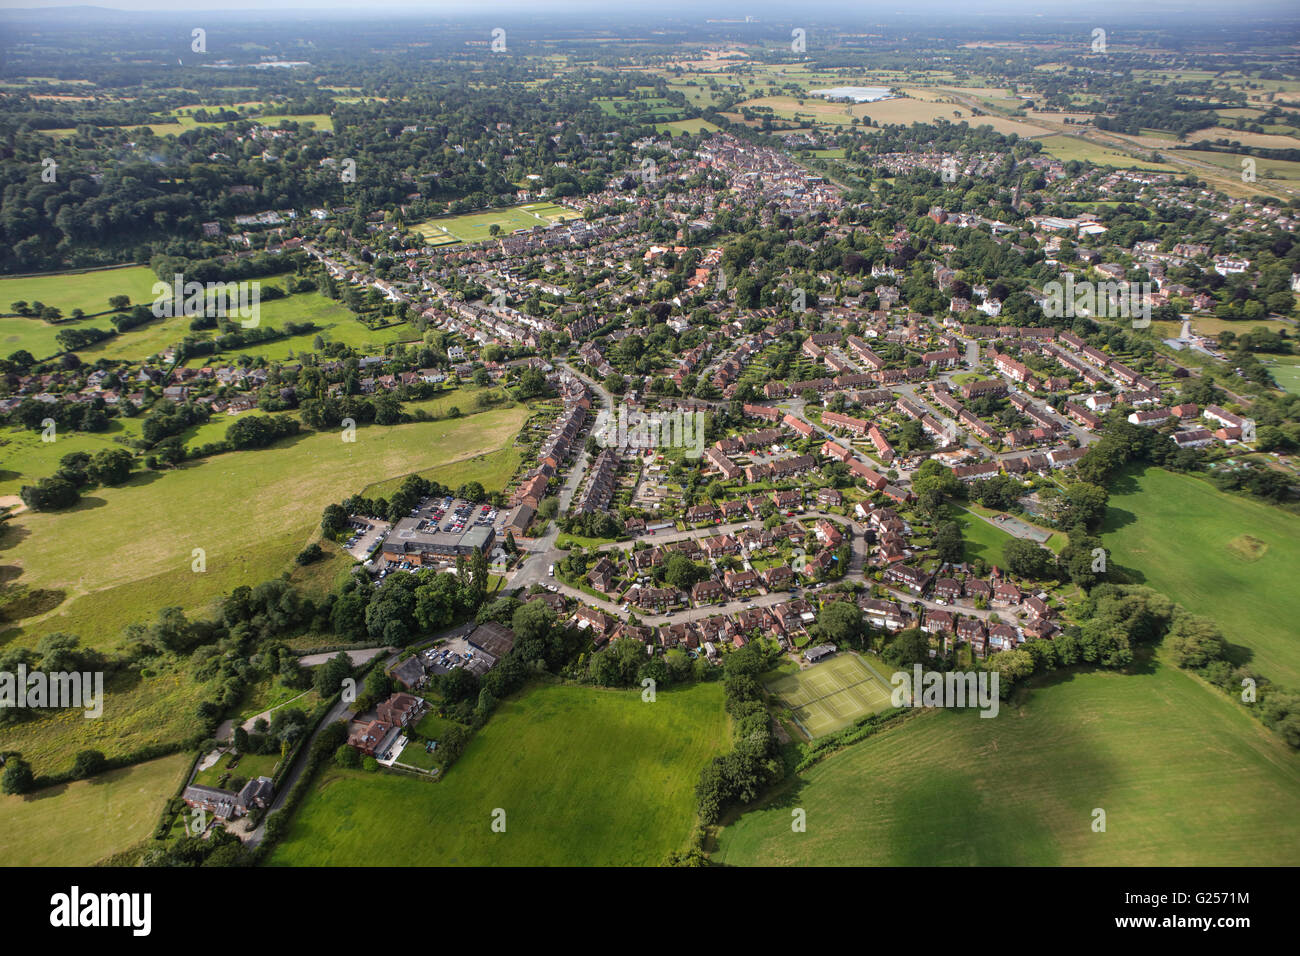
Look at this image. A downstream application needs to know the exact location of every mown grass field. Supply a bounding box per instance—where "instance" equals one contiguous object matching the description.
[0,265,160,319]
[1268,356,1300,394]
[1101,466,1300,686]
[79,287,398,364]
[2,404,529,650]
[0,314,115,360]
[0,752,191,866]
[767,653,893,738]
[656,119,720,135]
[267,681,729,866]
[953,507,1060,566]
[412,202,577,244]
[0,265,163,359]
[713,661,1300,866]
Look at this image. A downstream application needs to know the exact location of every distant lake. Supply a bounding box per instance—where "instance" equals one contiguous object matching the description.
[809,86,895,103]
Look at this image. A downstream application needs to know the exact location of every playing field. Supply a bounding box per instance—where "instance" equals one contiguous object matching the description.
[715,661,1300,866]
[1268,357,1300,394]
[767,653,894,738]
[413,202,578,244]
[266,681,730,866]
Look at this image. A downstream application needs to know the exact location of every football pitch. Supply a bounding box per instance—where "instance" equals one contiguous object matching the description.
[768,653,895,738]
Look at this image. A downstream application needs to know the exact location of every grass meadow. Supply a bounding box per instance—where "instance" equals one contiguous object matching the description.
[0,265,160,319]
[267,681,729,866]
[0,657,210,777]
[714,660,1300,866]
[0,752,191,866]
[1035,134,1179,171]
[0,415,144,497]
[1,403,529,651]
[1101,466,1300,686]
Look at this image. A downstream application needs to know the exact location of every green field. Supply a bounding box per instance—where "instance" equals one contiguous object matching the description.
[655,119,720,135]
[171,112,334,132]
[0,265,160,319]
[267,681,729,866]
[1180,149,1300,182]
[0,270,412,365]
[1035,134,1178,171]
[1268,357,1300,394]
[79,287,407,364]
[0,265,162,359]
[42,113,336,140]
[0,752,191,866]
[0,314,116,361]
[2,404,529,650]
[412,202,577,244]
[0,416,144,497]
[714,661,1300,865]
[766,653,893,738]
[0,658,209,777]
[954,506,1061,566]
[1101,466,1300,686]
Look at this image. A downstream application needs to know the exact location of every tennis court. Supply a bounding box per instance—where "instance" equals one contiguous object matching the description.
[767,653,895,738]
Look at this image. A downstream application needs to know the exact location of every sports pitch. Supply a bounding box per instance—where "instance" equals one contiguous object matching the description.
[767,653,894,738]
[413,202,578,244]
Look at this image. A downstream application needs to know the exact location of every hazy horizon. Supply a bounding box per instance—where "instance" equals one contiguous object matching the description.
[2,0,1298,18]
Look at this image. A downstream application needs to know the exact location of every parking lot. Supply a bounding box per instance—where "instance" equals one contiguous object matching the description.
[407,496,498,536]
[420,636,480,675]
[744,446,799,465]
[345,519,390,560]
[369,495,500,581]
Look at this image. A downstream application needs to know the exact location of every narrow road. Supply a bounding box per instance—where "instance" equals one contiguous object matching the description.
[518,511,863,626]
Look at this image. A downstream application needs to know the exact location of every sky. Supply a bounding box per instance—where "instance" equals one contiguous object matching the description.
[0,0,1295,14]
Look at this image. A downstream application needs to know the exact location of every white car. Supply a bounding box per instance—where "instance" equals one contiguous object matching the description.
[548,565,555,576]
